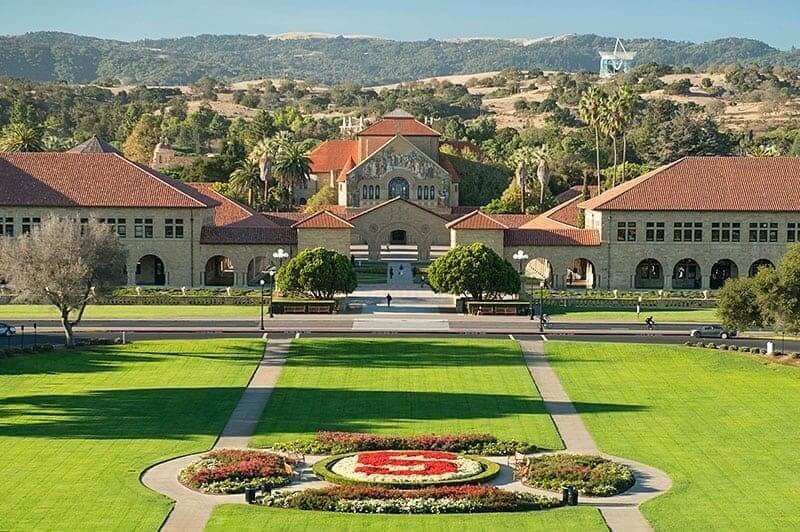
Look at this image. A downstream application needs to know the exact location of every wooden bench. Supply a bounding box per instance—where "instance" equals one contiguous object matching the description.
[283,305,307,313]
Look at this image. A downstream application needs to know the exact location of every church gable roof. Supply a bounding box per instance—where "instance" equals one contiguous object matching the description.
[346,134,450,183]
[357,110,440,137]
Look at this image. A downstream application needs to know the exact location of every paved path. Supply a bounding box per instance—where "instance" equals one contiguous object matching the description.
[141,337,291,531]
[519,339,672,532]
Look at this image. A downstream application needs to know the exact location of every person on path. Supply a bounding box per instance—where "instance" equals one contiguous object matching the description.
[389,267,394,279]
[386,293,392,307]
[636,303,641,318]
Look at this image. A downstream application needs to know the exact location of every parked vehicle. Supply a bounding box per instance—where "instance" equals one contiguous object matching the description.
[0,323,17,336]
[690,325,737,339]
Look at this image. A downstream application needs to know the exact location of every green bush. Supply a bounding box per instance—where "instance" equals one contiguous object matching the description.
[523,454,635,497]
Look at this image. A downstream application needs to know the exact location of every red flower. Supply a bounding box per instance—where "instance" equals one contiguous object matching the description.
[353,451,460,476]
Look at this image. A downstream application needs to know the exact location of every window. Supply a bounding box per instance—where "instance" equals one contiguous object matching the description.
[430,185,435,199]
[368,185,374,200]
[749,222,777,243]
[80,217,89,236]
[134,218,153,239]
[164,218,184,239]
[98,218,127,238]
[362,185,367,200]
[21,217,41,234]
[423,186,429,200]
[674,222,702,242]
[789,223,800,242]
[617,221,636,242]
[0,217,13,237]
[711,222,740,243]
[646,222,664,242]
[417,185,422,200]
[375,185,380,199]
[116,218,127,238]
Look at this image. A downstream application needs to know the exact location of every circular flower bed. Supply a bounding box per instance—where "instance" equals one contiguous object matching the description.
[261,484,562,513]
[179,449,294,494]
[522,454,635,496]
[314,450,499,488]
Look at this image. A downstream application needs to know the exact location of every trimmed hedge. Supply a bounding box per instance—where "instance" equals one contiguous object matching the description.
[260,484,562,513]
[268,431,537,456]
[522,454,635,497]
[313,452,500,489]
[0,343,55,359]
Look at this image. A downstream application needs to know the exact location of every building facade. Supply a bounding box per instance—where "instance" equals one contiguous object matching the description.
[1,116,798,291]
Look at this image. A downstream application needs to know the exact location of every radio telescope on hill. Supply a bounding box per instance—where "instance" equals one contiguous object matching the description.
[599,38,636,78]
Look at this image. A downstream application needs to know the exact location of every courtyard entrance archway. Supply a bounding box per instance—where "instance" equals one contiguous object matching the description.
[205,255,235,286]
[634,258,663,289]
[136,255,166,286]
[710,259,738,289]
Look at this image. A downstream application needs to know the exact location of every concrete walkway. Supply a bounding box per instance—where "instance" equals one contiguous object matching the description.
[141,338,291,531]
[519,339,672,532]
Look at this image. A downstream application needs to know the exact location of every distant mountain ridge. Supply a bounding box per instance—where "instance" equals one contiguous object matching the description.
[0,31,797,85]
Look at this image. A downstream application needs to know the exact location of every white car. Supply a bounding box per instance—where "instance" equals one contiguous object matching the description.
[0,323,17,336]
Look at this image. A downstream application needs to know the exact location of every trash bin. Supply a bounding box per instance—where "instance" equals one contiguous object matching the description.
[568,486,579,506]
[562,487,570,505]
[244,486,256,504]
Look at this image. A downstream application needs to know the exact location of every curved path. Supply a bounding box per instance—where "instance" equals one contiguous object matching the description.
[141,336,671,532]
[519,339,672,531]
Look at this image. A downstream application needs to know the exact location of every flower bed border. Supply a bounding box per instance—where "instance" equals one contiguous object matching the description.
[178,449,294,494]
[521,454,635,497]
[313,451,500,488]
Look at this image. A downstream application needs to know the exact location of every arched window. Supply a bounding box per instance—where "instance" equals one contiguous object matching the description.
[417,185,422,199]
[423,186,429,200]
[362,185,367,199]
[389,177,410,199]
[430,185,435,199]
[368,185,374,199]
[375,185,380,199]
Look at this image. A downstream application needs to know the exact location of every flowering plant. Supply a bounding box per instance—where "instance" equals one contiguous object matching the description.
[179,449,294,494]
[522,454,635,496]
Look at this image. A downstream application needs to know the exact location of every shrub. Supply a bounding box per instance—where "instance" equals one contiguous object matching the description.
[269,432,536,456]
[718,344,728,350]
[684,341,694,347]
[523,454,635,497]
[179,449,294,494]
[261,484,561,513]
[792,352,800,359]
[706,343,717,349]
[730,345,739,351]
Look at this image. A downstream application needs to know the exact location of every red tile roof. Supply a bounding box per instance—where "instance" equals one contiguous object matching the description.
[504,228,601,247]
[357,116,440,138]
[580,157,800,212]
[188,183,275,228]
[200,226,297,245]
[446,210,508,230]
[0,153,214,208]
[348,196,448,222]
[309,139,358,173]
[336,156,357,183]
[292,210,354,229]
[261,211,308,226]
[438,154,460,184]
[486,213,538,228]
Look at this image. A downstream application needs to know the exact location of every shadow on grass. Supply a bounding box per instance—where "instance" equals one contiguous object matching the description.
[256,387,648,437]
[286,338,525,369]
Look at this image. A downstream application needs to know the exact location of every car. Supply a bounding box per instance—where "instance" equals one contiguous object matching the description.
[690,324,737,339]
[0,323,17,336]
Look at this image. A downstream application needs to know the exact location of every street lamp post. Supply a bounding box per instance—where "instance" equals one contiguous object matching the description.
[538,280,546,332]
[268,270,276,318]
[512,250,529,302]
[259,279,266,331]
[273,248,289,267]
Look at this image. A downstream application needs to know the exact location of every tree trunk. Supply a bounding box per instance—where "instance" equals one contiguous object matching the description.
[594,127,601,192]
[61,311,75,348]
[612,136,618,188]
[520,172,526,214]
[622,134,628,182]
[539,184,545,214]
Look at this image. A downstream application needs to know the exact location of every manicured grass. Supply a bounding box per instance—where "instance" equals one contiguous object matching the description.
[545,307,717,323]
[250,338,562,449]
[547,341,800,531]
[0,304,262,320]
[0,339,263,530]
[206,506,606,531]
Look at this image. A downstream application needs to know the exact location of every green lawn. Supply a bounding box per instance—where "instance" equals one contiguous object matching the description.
[546,307,717,323]
[249,338,562,448]
[547,341,800,531]
[207,506,605,531]
[0,338,263,530]
[0,304,262,320]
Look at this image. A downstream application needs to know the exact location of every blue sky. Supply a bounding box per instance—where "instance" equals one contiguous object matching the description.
[2,0,799,49]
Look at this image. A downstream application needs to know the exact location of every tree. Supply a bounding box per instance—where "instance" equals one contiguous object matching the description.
[275,247,357,299]
[0,122,44,152]
[752,245,800,334]
[615,86,637,180]
[273,140,311,206]
[427,243,520,300]
[578,87,605,192]
[716,277,768,331]
[229,159,263,207]
[532,145,551,213]
[600,93,624,188]
[304,184,338,213]
[122,114,160,164]
[0,217,126,346]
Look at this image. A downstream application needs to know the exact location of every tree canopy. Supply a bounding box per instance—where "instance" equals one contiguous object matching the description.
[427,243,520,300]
[275,247,357,299]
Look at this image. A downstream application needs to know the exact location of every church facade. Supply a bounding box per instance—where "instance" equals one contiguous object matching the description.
[1,111,798,292]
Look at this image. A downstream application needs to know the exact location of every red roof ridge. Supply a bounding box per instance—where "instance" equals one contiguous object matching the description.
[446,210,508,230]
[291,209,354,229]
[115,153,214,208]
[578,158,684,211]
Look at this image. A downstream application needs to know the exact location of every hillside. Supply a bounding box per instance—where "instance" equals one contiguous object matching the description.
[1,32,799,85]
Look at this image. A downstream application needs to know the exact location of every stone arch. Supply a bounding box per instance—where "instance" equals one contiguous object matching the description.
[388,176,410,199]
[205,255,235,286]
[749,259,774,277]
[673,258,701,290]
[246,256,271,286]
[710,259,738,289]
[525,257,553,286]
[634,258,663,289]
[566,258,597,289]
[136,254,166,286]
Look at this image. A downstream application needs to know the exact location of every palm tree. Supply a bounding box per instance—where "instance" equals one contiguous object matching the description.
[615,86,637,182]
[0,122,44,152]
[229,159,263,207]
[510,146,537,213]
[532,146,551,213]
[274,140,311,208]
[579,87,605,193]
[747,144,780,157]
[600,94,624,188]
[248,131,292,204]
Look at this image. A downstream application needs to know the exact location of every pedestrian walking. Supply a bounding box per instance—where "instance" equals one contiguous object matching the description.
[636,303,641,318]
[386,293,392,307]
[389,267,394,279]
